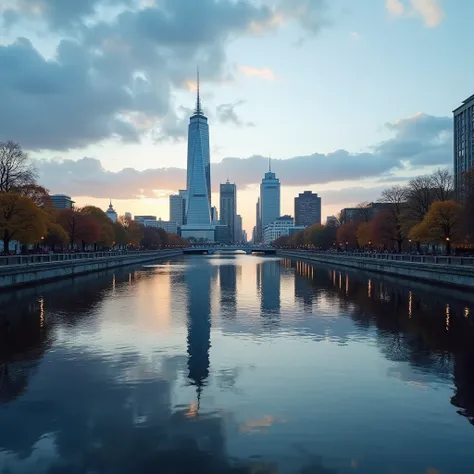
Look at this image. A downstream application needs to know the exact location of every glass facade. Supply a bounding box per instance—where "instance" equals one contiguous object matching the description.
[260,171,281,232]
[454,94,474,193]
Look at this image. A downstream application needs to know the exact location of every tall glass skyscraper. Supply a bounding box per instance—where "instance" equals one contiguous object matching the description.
[259,160,281,233]
[185,72,211,225]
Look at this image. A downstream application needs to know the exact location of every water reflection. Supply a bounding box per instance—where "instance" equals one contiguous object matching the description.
[2,256,474,473]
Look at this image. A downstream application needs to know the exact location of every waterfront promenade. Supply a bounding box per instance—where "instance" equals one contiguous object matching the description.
[277,250,474,288]
[0,249,183,289]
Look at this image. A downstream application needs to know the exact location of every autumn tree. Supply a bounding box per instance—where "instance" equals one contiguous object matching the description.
[0,193,48,252]
[141,227,162,249]
[57,208,99,249]
[410,201,464,254]
[337,222,359,249]
[113,222,128,247]
[356,222,373,247]
[127,221,144,247]
[81,206,114,248]
[0,141,37,193]
[44,223,69,251]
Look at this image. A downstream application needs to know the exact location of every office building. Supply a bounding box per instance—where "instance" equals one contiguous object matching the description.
[144,218,178,234]
[181,70,215,242]
[135,215,157,223]
[220,180,237,243]
[454,94,474,193]
[263,215,295,245]
[105,200,118,223]
[294,191,321,227]
[255,197,262,243]
[50,194,74,209]
[211,206,219,223]
[179,190,187,224]
[259,159,280,233]
[170,194,185,226]
[326,215,338,226]
[235,214,243,243]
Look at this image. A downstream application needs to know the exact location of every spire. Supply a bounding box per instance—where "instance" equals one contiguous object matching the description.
[194,66,203,116]
[268,155,272,173]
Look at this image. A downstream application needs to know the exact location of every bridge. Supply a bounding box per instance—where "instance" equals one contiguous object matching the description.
[183,245,276,255]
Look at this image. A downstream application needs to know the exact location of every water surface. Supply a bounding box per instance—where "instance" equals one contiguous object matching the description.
[1,254,474,474]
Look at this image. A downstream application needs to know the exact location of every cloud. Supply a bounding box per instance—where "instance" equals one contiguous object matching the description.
[386,0,405,16]
[36,113,453,199]
[216,101,254,127]
[350,32,360,40]
[0,0,275,150]
[277,0,328,35]
[239,66,276,81]
[386,0,444,27]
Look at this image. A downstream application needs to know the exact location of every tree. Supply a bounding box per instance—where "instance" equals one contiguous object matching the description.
[127,221,143,246]
[113,222,128,247]
[371,210,398,250]
[431,169,454,202]
[356,202,372,223]
[0,193,48,252]
[460,169,474,241]
[81,206,114,248]
[0,141,37,193]
[410,200,464,254]
[356,222,372,247]
[57,208,100,249]
[44,223,69,250]
[141,227,162,249]
[337,222,359,249]
[379,185,408,252]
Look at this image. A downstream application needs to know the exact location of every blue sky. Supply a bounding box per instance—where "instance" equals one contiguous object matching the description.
[0,0,470,233]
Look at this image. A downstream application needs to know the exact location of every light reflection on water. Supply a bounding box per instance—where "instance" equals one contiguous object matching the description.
[1,254,474,473]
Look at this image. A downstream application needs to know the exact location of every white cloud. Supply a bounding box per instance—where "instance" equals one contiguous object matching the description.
[386,0,405,17]
[239,66,276,81]
[385,0,444,27]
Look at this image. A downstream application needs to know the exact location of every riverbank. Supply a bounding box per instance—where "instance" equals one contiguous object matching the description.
[0,250,183,289]
[276,250,474,289]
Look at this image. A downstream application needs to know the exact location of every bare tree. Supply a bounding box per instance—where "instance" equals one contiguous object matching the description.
[406,175,434,222]
[0,141,37,193]
[356,202,372,222]
[379,186,409,252]
[430,168,454,202]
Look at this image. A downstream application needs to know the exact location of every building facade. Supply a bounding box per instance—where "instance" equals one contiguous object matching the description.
[50,194,74,209]
[294,191,321,227]
[184,75,211,225]
[170,194,185,226]
[454,94,474,193]
[263,215,294,245]
[234,214,243,243]
[259,162,281,234]
[255,197,262,243]
[220,180,237,243]
[145,218,178,234]
[105,200,118,222]
[211,206,219,223]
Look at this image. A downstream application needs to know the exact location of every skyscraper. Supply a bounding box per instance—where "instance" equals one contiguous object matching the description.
[170,194,185,226]
[294,191,321,227]
[454,94,474,193]
[235,214,243,243]
[255,197,261,243]
[259,159,280,232]
[220,180,236,243]
[185,70,211,225]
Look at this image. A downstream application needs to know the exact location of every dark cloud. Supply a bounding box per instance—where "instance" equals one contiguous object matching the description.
[216,101,254,127]
[0,0,274,150]
[36,113,453,199]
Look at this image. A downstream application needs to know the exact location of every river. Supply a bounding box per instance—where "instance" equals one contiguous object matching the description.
[1,254,474,474]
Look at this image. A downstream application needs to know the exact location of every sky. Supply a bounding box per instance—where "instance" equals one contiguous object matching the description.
[0,0,471,235]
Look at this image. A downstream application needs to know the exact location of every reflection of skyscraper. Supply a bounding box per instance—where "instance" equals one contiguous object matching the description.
[257,260,281,318]
[185,264,212,404]
[219,263,237,317]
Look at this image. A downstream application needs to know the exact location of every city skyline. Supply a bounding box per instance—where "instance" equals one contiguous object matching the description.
[0,0,470,234]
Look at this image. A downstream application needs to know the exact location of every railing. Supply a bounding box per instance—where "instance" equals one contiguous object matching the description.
[282,250,474,266]
[0,250,178,267]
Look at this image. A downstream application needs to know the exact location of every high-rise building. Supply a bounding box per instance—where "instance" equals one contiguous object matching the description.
[105,200,118,223]
[294,191,321,227]
[170,194,185,226]
[454,94,474,193]
[235,214,243,243]
[50,194,74,209]
[185,71,211,225]
[259,159,280,231]
[211,206,219,223]
[179,189,187,225]
[255,197,262,243]
[220,180,237,243]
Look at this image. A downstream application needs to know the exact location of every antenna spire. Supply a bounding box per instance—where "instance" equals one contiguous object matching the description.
[269,155,272,173]
[194,66,203,115]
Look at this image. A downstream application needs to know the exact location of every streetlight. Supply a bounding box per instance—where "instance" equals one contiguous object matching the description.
[409,238,412,252]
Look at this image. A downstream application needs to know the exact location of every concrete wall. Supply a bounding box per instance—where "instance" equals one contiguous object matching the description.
[277,250,474,289]
[0,250,183,289]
